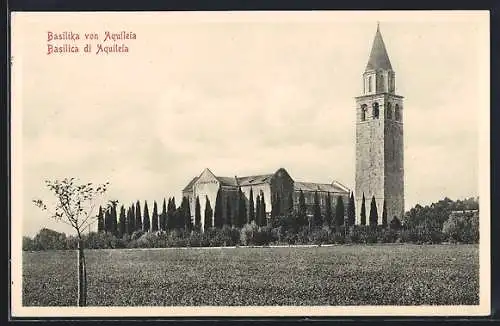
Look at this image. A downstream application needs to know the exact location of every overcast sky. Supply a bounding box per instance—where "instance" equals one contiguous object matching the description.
[12,11,489,236]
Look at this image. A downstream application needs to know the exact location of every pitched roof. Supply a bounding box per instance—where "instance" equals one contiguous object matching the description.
[182,176,199,192]
[237,174,274,186]
[183,173,275,191]
[294,181,349,194]
[216,176,239,187]
[183,168,351,194]
[365,24,393,71]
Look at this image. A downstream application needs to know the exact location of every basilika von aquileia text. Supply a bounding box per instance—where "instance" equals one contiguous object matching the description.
[46,31,137,55]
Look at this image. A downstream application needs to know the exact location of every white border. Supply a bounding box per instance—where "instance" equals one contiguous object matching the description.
[10,10,491,317]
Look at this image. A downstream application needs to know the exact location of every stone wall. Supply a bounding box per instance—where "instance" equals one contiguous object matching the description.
[355,94,386,223]
[384,116,404,223]
[355,93,404,224]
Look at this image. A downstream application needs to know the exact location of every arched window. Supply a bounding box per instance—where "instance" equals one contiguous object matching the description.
[372,102,379,119]
[368,76,372,93]
[386,102,392,120]
[361,104,367,121]
[395,104,401,121]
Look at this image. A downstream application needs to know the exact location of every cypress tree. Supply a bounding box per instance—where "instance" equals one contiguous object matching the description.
[271,192,281,218]
[237,188,247,228]
[104,208,110,233]
[313,191,322,228]
[125,206,129,235]
[129,204,136,234]
[382,199,388,228]
[335,195,345,232]
[135,200,142,231]
[271,193,276,218]
[369,195,378,227]
[125,207,130,236]
[170,197,178,228]
[97,206,104,233]
[195,196,201,231]
[118,205,126,237]
[347,192,356,227]
[275,192,281,216]
[260,191,266,226]
[225,197,232,226]
[360,192,367,226]
[152,201,159,232]
[143,201,150,232]
[166,198,174,230]
[248,188,255,223]
[183,196,192,231]
[110,202,118,236]
[287,192,294,216]
[255,194,261,226]
[214,188,223,228]
[325,192,333,227]
[160,198,167,231]
[298,190,307,228]
[204,196,213,231]
[173,207,182,230]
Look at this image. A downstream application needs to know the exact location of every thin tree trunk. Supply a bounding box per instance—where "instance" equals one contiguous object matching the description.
[77,238,87,306]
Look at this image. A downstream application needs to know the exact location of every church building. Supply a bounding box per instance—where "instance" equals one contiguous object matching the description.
[182,24,405,229]
[182,168,350,230]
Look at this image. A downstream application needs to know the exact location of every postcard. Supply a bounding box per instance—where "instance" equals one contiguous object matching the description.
[10,10,490,317]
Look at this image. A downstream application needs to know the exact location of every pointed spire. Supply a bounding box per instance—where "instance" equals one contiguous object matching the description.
[365,23,392,71]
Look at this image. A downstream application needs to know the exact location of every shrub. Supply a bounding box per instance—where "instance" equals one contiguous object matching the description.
[270,226,284,244]
[22,236,36,251]
[239,223,275,246]
[309,227,330,245]
[137,232,160,248]
[240,222,259,246]
[379,229,398,243]
[399,227,418,243]
[85,232,115,249]
[442,211,479,244]
[390,217,402,230]
[66,235,79,250]
[283,230,298,245]
[187,231,202,247]
[127,239,139,248]
[202,228,230,247]
[295,227,311,245]
[255,226,276,246]
[166,229,188,247]
[364,227,378,244]
[332,231,346,244]
[347,226,363,244]
[131,230,145,241]
[221,225,241,246]
[33,228,67,250]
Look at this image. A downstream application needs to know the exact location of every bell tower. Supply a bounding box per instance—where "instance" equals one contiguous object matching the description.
[355,24,404,224]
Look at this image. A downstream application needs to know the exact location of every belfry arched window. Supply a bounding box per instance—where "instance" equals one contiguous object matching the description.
[395,104,401,121]
[368,76,372,93]
[386,103,392,120]
[361,104,367,121]
[372,102,379,119]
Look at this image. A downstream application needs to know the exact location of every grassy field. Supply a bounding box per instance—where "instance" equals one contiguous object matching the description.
[22,244,479,306]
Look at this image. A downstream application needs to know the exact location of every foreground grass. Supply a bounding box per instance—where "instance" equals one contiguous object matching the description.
[22,244,479,306]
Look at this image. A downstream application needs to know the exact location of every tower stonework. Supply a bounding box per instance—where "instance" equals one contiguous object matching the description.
[355,25,404,224]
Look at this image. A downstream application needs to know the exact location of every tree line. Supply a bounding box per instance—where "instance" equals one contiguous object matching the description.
[25,195,479,251]
[97,197,193,236]
[97,186,400,236]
